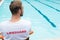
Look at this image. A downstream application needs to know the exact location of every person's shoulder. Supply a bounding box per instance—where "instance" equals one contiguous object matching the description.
[21,19,31,24]
[20,19,31,28]
[20,19,31,26]
[0,21,9,25]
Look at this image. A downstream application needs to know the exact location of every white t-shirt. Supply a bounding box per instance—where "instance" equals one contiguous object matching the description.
[0,19,32,40]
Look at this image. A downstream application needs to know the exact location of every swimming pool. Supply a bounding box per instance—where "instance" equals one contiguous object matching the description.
[0,0,60,40]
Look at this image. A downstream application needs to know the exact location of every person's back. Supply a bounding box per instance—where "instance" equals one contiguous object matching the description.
[0,19,31,40]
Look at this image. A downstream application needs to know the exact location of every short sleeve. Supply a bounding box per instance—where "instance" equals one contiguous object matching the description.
[28,21,32,33]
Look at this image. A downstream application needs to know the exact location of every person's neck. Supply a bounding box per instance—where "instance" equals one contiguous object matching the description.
[10,14,21,22]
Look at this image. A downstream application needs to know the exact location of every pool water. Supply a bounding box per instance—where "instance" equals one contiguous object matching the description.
[0,0,60,40]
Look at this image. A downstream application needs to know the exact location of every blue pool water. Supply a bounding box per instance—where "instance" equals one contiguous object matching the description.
[0,0,60,40]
